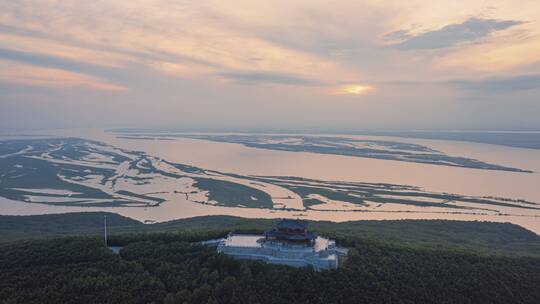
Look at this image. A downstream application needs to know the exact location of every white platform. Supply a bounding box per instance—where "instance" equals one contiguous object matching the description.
[217,234,347,270]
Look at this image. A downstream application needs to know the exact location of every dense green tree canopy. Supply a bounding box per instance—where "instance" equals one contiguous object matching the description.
[1,231,539,304]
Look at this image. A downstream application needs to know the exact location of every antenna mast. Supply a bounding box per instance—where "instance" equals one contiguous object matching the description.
[104,215,108,247]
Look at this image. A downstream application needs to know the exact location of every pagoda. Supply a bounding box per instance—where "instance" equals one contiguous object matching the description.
[264,219,316,242]
[216,218,347,270]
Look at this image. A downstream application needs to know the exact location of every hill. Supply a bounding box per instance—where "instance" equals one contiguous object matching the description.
[0,221,539,303]
[1,212,539,257]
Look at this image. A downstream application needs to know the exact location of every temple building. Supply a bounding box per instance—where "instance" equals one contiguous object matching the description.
[217,219,347,270]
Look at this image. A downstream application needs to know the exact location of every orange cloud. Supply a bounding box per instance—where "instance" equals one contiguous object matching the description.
[0,60,128,92]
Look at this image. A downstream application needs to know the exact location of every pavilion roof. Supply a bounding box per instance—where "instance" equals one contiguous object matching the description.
[274,219,309,230]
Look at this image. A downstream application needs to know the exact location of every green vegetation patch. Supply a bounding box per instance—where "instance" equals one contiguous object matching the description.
[194,178,273,208]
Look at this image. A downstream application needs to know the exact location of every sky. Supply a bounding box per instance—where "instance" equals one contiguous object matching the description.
[1,0,540,131]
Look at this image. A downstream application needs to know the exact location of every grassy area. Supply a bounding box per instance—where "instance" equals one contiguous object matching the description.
[194,178,274,208]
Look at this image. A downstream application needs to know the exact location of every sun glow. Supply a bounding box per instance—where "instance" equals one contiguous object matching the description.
[339,84,375,95]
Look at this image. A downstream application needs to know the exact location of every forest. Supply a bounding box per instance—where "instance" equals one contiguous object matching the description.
[2,213,539,256]
[1,213,539,303]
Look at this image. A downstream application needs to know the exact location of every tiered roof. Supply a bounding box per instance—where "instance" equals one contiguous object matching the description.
[275,219,309,229]
[265,219,316,241]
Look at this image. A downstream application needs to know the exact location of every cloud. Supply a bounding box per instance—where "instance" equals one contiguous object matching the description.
[381,74,540,94]
[449,74,540,92]
[382,30,412,42]
[0,48,115,77]
[0,27,220,71]
[387,17,525,50]
[0,59,128,92]
[0,1,354,87]
[0,47,128,92]
[218,71,323,86]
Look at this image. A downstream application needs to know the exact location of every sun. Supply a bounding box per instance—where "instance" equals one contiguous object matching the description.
[340,84,374,95]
